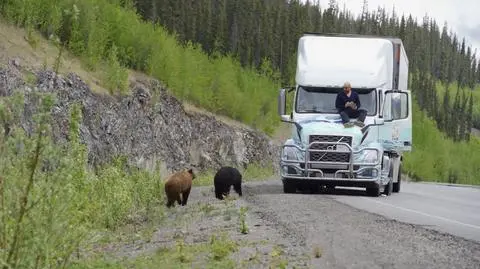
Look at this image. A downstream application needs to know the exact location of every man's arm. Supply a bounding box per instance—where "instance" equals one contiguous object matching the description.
[335,93,343,111]
[355,92,361,108]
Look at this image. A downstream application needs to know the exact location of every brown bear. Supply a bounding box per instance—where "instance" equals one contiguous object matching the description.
[164,168,196,207]
[213,166,242,200]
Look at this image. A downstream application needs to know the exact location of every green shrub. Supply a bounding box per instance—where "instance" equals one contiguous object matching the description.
[0,92,165,269]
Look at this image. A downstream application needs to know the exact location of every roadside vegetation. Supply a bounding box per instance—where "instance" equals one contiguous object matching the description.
[0,92,275,268]
[403,100,480,185]
[0,93,161,268]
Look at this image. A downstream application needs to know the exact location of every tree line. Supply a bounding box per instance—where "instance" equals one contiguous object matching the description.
[132,0,480,140]
[133,0,479,86]
[411,71,474,141]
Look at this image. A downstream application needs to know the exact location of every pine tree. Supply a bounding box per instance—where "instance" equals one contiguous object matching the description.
[439,22,450,83]
[441,84,451,133]
[466,91,474,141]
[358,0,368,34]
[458,88,468,140]
[457,38,466,88]
[477,61,480,83]
[451,85,461,141]
[398,15,406,41]
[470,56,477,88]
[322,0,337,33]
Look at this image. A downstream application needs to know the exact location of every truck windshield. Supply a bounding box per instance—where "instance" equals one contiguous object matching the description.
[295,86,377,116]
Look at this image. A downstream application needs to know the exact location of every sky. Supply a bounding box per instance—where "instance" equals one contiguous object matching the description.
[306,0,480,59]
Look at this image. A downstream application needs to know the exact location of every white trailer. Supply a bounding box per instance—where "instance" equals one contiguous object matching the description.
[277,33,412,197]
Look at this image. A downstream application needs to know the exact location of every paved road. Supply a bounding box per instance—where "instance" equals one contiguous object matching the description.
[327,181,480,243]
[242,179,480,268]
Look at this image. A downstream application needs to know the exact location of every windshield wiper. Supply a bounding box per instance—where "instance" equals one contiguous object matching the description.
[300,108,321,113]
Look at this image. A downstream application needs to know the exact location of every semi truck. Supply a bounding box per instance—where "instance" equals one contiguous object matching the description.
[277,33,412,197]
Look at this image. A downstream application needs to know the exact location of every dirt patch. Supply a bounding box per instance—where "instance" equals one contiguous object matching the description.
[87,183,311,268]
[0,19,111,94]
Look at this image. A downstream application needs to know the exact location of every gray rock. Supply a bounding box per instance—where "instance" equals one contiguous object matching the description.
[0,63,280,175]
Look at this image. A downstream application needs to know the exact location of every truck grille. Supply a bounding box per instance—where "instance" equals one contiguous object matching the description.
[308,135,352,163]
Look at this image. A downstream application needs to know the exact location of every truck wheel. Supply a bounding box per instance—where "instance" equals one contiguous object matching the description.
[383,167,393,196]
[393,164,401,193]
[366,186,380,197]
[383,179,393,196]
[283,179,296,193]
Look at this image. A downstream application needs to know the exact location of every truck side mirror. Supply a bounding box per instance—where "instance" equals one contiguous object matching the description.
[281,115,291,122]
[374,118,384,125]
[278,88,287,118]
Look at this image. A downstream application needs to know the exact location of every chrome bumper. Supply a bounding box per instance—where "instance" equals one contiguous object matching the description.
[280,141,382,182]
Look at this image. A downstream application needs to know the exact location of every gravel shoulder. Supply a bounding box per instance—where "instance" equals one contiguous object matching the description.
[94,178,480,269]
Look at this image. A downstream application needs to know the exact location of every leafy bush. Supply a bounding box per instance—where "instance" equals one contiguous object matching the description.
[0,92,165,268]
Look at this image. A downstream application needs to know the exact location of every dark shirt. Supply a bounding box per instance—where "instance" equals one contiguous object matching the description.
[335,91,361,113]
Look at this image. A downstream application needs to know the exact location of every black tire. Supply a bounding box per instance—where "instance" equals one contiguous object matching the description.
[310,183,322,194]
[283,179,296,193]
[366,186,380,197]
[383,166,393,196]
[383,178,393,196]
[393,164,402,193]
[368,154,386,197]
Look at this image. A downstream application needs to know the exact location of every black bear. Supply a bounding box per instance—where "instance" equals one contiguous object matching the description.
[213,166,242,200]
[164,168,196,207]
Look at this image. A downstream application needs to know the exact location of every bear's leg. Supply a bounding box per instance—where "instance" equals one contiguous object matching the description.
[233,183,242,196]
[176,193,182,205]
[215,186,229,200]
[166,191,177,207]
[166,198,175,208]
[215,188,224,200]
[214,183,225,200]
[215,192,224,200]
[181,187,191,206]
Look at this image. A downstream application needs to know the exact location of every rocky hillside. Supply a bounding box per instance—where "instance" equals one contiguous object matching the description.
[0,60,279,175]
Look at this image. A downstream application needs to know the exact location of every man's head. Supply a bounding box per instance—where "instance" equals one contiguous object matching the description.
[343,82,352,94]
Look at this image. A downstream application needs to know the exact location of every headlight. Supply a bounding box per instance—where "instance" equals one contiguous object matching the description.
[281,145,305,162]
[282,147,297,160]
[363,149,379,163]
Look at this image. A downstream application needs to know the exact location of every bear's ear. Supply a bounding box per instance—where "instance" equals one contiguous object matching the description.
[188,168,194,175]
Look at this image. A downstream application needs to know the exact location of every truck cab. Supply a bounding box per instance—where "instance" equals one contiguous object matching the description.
[277,33,412,197]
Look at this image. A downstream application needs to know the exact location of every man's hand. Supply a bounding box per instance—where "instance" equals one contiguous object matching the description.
[345,101,357,110]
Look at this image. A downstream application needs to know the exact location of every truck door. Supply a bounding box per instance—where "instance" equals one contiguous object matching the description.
[379,90,412,152]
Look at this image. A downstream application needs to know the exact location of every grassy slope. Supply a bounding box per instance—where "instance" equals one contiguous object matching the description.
[404,99,480,185]
[1,0,281,135]
[434,80,480,130]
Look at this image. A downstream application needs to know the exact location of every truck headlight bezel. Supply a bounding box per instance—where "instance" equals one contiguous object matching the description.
[360,149,379,164]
